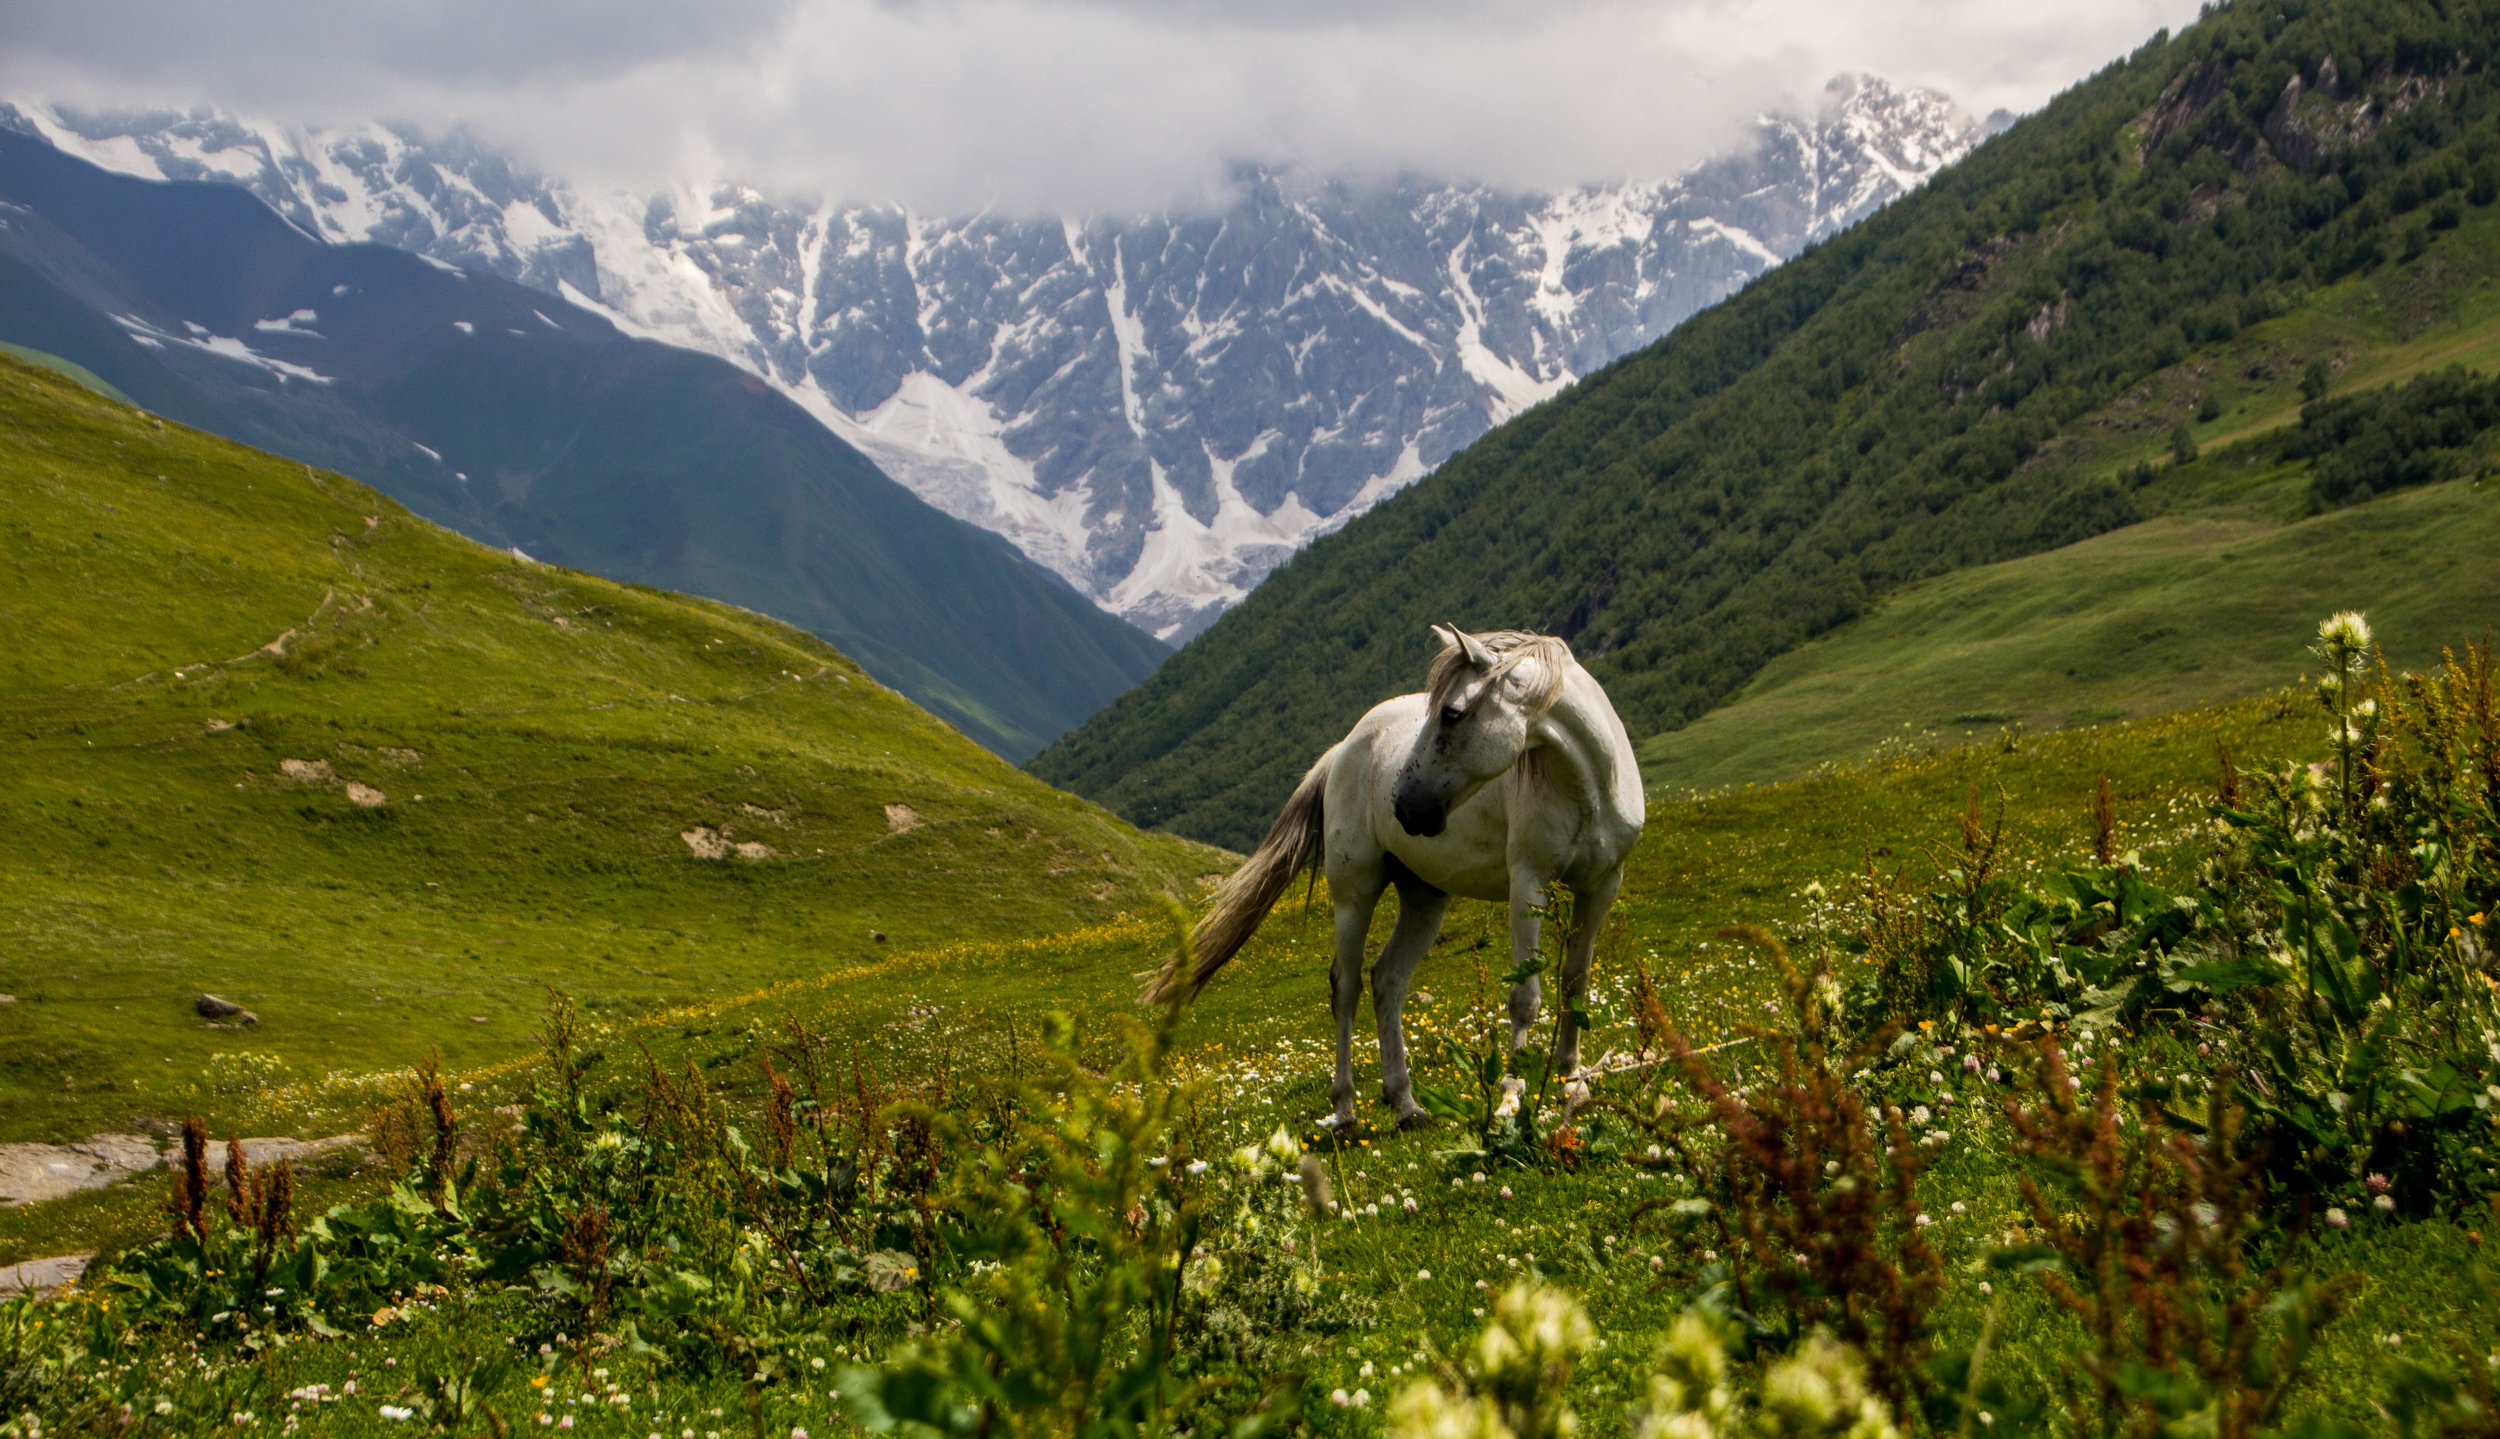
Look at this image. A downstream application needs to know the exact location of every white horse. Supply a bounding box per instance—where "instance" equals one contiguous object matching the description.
[1148,625,1646,1130]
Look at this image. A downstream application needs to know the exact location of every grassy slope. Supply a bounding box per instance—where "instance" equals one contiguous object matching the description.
[1639,476,2498,792]
[7,423,2472,1422]
[1636,203,2500,792]
[31,662,2463,1433]
[0,351,1225,1144]
[0,340,128,404]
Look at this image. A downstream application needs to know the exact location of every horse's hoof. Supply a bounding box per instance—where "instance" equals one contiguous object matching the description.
[1393,1110,1434,1133]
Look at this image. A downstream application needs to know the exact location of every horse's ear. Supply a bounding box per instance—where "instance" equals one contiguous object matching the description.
[1454,627,1498,670]
[1430,623,1460,654]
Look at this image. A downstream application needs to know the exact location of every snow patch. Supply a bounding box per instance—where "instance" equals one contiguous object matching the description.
[112,314,331,384]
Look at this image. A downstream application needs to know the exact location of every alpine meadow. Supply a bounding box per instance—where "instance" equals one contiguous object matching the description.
[3,1,2500,1438]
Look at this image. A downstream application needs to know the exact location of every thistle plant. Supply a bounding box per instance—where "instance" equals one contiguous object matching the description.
[2315,610,2376,815]
[1396,1287,1899,1439]
[1391,1282,1595,1439]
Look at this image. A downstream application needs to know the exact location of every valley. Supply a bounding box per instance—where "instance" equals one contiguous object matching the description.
[5,3,2500,1435]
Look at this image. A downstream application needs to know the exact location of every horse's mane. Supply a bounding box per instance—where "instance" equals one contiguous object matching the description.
[1425,630,1574,719]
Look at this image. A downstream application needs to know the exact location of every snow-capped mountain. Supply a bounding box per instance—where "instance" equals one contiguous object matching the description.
[6,77,1986,641]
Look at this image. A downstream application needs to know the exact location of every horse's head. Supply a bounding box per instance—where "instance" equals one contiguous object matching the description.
[1392,624,1569,837]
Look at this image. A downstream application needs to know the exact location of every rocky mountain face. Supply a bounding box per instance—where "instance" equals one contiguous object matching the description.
[9,76,1987,640]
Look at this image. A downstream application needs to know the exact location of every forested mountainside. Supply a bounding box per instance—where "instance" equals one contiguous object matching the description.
[1034,0,2500,847]
[0,128,1167,758]
[3,79,1981,640]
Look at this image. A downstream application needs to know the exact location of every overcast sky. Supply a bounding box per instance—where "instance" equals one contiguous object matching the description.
[0,0,2206,212]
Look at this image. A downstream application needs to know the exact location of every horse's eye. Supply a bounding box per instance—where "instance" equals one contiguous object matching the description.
[1440,705,1464,728]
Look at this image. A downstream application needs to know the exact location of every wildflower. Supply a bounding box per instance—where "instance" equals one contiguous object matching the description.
[1185,1159,1207,1175]
[1988,1068,2002,1083]
[1492,1078,1526,1120]
[1330,1390,1351,1408]
[2318,611,2372,653]
[2366,1173,2391,1193]
[1264,1125,1301,1166]
[1978,1281,1993,1296]
[1472,1171,1487,1184]
[1418,1269,1432,1280]
[1928,1070,1943,1085]
[378,1407,414,1422]
[1649,1256,1664,1271]
[1499,1186,1513,1199]
[1758,1333,1897,1439]
[2327,1207,2350,1229]
[1963,1054,1980,1073]
[1910,1106,1932,1125]
[2375,1195,2396,1215]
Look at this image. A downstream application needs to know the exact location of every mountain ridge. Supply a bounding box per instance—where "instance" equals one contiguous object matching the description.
[5,76,1983,639]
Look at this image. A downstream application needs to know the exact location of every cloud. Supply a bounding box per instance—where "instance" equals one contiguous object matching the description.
[0,0,2205,213]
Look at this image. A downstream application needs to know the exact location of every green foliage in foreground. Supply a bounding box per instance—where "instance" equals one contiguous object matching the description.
[7,617,2500,1438]
[0,350,1222,1143]
[1037,0,2500,849]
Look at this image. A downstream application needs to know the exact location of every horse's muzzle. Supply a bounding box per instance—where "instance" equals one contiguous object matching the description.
[1393,790,1447,838]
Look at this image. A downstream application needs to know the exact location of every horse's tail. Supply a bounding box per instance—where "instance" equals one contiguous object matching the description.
[1146,747,1334,1006]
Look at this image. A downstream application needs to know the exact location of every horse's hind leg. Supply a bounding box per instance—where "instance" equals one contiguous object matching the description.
[1371,878,1450,1130]
[1328,868,1386,1128]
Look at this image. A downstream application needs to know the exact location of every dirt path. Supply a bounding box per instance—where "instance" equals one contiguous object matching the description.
[0,1132,366,1296]
[0,1134,162,1206]
[0,1132,364,1207]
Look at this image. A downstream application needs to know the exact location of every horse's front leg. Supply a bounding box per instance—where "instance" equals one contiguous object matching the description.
[1329,869,1387,1127]
[1373,879,1451,1129]
[1553,868,1623,1079]
[1506,864,1546,1052]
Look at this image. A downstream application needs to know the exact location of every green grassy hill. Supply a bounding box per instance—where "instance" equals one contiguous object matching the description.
[8,337,2486,1423]
[1640,234,2500,792]
[1035,0,2500,849]
[1640,471,2498,794]
[0,351,1224,1143]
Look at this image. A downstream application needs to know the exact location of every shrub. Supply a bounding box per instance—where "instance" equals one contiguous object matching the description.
[839,1010,1297,1439]
[1998,1044,2353,1437]
[1627,928,1941,1418]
